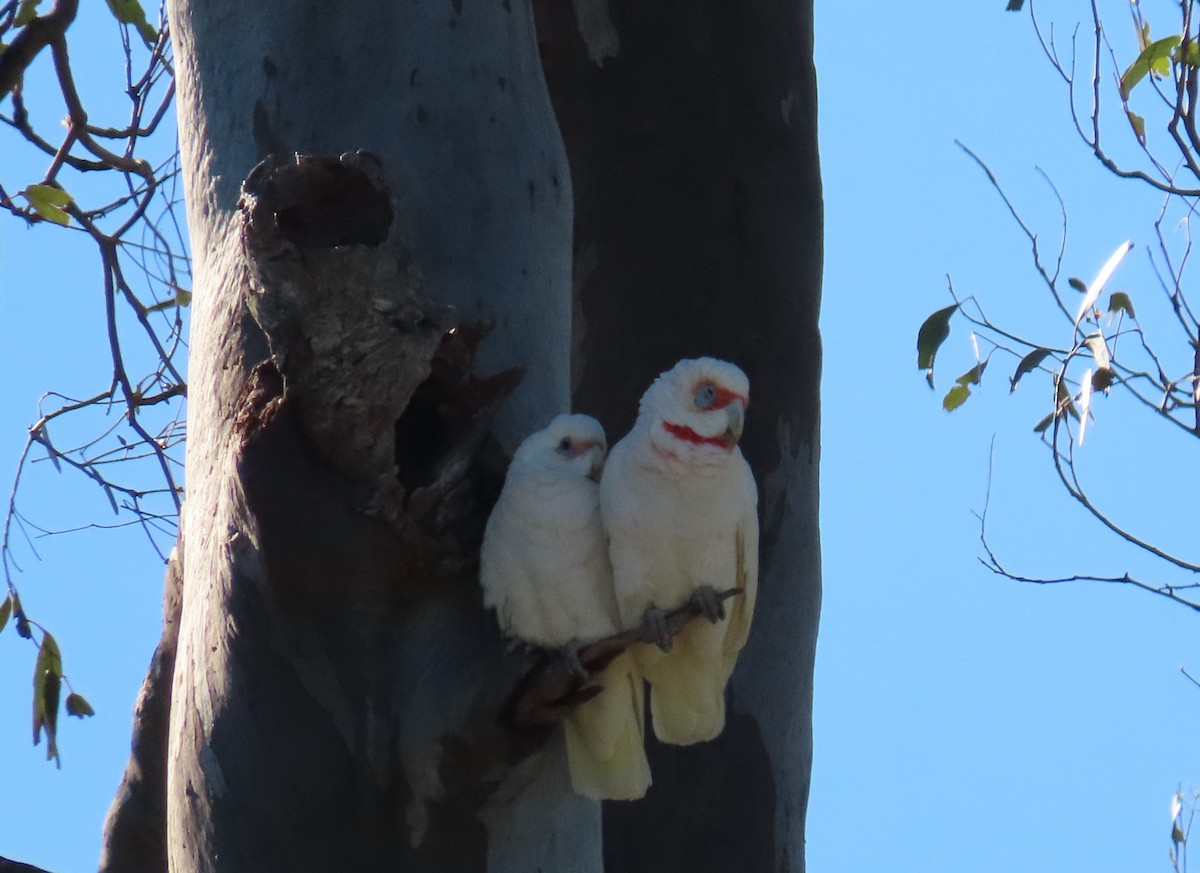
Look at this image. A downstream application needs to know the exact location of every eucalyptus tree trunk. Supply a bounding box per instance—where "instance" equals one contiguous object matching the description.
[95,2,820,873]
[160,1,588,872]
[534,2,822,871]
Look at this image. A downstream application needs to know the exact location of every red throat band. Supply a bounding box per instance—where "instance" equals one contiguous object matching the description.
[661,421,736,450]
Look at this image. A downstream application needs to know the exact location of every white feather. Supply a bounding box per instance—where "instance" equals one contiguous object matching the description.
[601,358,759,746]
[480,413,650,799]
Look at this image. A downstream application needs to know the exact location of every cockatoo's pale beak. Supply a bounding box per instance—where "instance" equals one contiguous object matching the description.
[576,442,605,481]
[723,399,745,447]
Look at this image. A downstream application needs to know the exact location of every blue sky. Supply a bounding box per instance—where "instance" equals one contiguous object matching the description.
[3,1,1200,871]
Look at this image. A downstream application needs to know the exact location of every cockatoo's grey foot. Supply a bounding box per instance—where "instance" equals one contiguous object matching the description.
[641,607,672,652]
[690,585,726,623]
[562,638,588,679]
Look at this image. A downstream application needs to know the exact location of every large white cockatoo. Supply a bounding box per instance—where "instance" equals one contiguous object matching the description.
[600,357,758,746]
[479,413,651,800]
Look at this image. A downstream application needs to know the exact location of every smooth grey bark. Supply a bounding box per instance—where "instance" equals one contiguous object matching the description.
[534,2,822,871]
[164,3,589,872]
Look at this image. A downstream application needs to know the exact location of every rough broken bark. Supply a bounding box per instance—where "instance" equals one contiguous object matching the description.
[534,2,822,870]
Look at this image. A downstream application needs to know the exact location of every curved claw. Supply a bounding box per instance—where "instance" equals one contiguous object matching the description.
[690,585,726,623]
[562,638,588,680]
[640,606,672,653]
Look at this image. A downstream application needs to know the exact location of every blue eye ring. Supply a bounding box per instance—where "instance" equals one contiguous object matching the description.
[694,383,717,409]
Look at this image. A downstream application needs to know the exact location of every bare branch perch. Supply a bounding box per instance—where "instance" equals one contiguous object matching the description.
[507,587,744,727]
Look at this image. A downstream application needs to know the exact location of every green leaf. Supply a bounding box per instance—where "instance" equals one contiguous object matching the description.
[33,632,63,766]
[1182,41,1200,68]
[1127,110,1146,146]
[65,693,95,718]
[144,286,193,314]
[1055,375,1080,422]
[35,631,62,680]
[956,361,987,386]
[942,362,987,411]
[943,383,971,411]
[1108,291,1137,319]
[1033,412,1054,433]
[21,183,72,226]
[104,0,158,45]
[14,0,42,26]
[0,594,10,635]
[38,671,61,765]
[144,299,173,315]
[1067,277,1087,293]
[917,303,959,388]
[25,183,70,208]
[1010,348,1052,392]
[1120,35,1182,99]
[1006,0,1024,9]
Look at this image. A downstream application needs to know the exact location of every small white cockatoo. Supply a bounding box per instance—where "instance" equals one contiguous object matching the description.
[600,357,759,746]
[480,413,651,800]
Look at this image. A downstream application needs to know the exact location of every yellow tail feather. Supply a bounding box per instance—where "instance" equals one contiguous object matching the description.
[563,652,651,800]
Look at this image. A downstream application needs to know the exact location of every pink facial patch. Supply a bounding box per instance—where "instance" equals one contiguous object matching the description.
[568,439,601,459]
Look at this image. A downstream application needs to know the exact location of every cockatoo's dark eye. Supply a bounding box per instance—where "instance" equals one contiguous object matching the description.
[693,383,717,410]
[556,437,573,455]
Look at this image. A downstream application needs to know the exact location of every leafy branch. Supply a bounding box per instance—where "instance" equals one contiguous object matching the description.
[0,0,186,762]
[919,0,1200,613]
